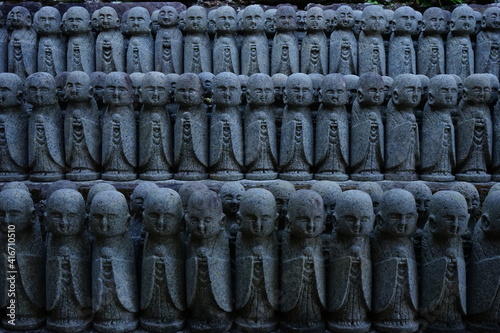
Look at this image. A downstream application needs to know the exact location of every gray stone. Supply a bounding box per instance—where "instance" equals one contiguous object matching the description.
[476,7,500,77]
[7,6,37,80]
[324,9,336,36]
[0,11,8,73]
[268,179,295,232]
[129,181,159,249]
[310,180,342,234]
[418,7,446,78]
[446,5,475,81]
[344,74,359,111]
[64,7,95,74]
[493,85,500,181]
[329,5,357,75]
[86,183,116,213]
[178,181,209,213]
[90,71,107,116]
[129,72,144,112]
[1,181,30,193]
[184,6,211,74]
[219,181,245,239]
[404,181,432,230]
[358,5,386,75]
[301,7,327,75]
[151,9,159,36]
[264,8,277,39]
[155,6,183,75]
[388,6,417,77]
[241,5,269,76]
[357,181,384,215]
[271,5,299,75]
[352,10,363,38]
[125,6,153,74]
[91,9,101,34]
[450,182,480,232]
[213,6,239,75]
[96,6,125,73]
[34,7,66,77]
[382,75,393,105]
[207,9,217,38]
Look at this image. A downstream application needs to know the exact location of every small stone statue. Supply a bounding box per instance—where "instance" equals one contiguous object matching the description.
[241,5,269,76]
[315,74,349,181]
[350,72,385,181]
[388,6,417,77]
[385,74,421,180]
[357,182,384,215]
[0,11,8,73]
[64,71,101,181]
[264,8,277,41]
[327,190,373,333]
[358,5,386,75]
[155,6,183,74]
[141,188,186,332]
[86,183,116,213]
[45,189,92,332]
[138,71,173,180]
[7,6,36,79]
[26,72,66,182]
[476,7,500,76]
[174,73,208,180]
[455,74,493,182]
[371,189,419,333]
[421,75,458,182]
[450,182,480,233]
[235,188,279,332]
[279,73,314,181]
[0,73,28,181]
[271,5,299,75]
[91,9,101,35]
[446,5,475,81]
[310,180,342,235]
[0,189,45,330]
[34,7,66,77]
[213,6,239,74]
[185,190,232,332]
[96,6,125,73]
[219,181,245,240]
[323,9,336,36]
[352,10,363,37]
[301,7,327,75]
[404,181,432,230]
[420,191,468,333]
[296,10,307,45]
[268,179,295,232]
[126,6,153,74]
[90,72,107,116]
[329,5,357,75]
[281,190,325,333]
[64,6,95,74]
[101,71,137,181]
[207,9,217,39]
[129,182,159,252]
[90,190,139,333]
[418,7,446,78]
[178,182,209,214]
[151,9,160,36]
[184,6,211,74]
[129,72,144,113]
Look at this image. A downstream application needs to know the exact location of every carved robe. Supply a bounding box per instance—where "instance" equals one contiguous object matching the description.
[0,27,9,72]
[0,107,28,178]
[67,33,95,73]
[329,30,357,75]
[37,35,66,76]
[127,34,154,74]
[475,30,500,76]
[241,33,269,75]
[96,31,125,73]
[446,34,474,81]
[418,34,445,78]
[155,27,183,74]
[493,102,500,176]
[271,32,299,75]
[184,34,212,74]
[388,35,416,77]
[8,28,37,79]
[301,32,327,74]
[358,33,385,75]
[213,34,239,74]
[279,108,313,175]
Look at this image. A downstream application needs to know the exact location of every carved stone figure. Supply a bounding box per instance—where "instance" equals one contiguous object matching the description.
[155,6,183,74]
[446,5,475,81]
[418,7,446,78]
[1,180,29,193]
[310,181,342,235]
[327,190,373,333]
[301,7,327,75]
[130,72,144,113]
[151,10,160,36]
[219,181,245,240]
[420,191,468,333]
[64,71,101,181]
[141,188,186,332]
[185,190,232,333]
[34,7,66,77]
[90,71,107,115]
[86,183,116,213]
[404,181,432,230]
[268,179,295,232]
[353,10,363,38]
[64,7,95,74]
[96,7,125,73]
[279,73,314,181]
[91,9,101,34]
[0,12,8,73]
[213,6,239,74]
[235,188,279,332]
[0,73,28,181]
[271,5,299,75]
[178,181,209,213]
[126,6,153,74]
[421,75,458,182]
[382,76,393,106]
[357,182,384,215]
[184,6,211,74]
[207,10,217,39]
[388,6,417,77]
[45,189,92,332]
[101,71,137,181]
[0,189,45,330]
[350,72,385,181]
[450,182,480,233]
[264,8,277,40]
[476,7,500,77]
[90,191,138,333]
[174,73,208,180]
[281,190,325,333]
[371,189,419,333]
[139,71,173,180]
[358,5,386,75]
[241,5,269,76]
[129,182,159,254]
[7,6,37,79]
[330,5,357,75]
[296,10,307,45]
[324,9,336,36]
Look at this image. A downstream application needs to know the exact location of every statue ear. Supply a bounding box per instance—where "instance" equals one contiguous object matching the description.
[428,216,438,233]
[361,19,366,30]
[392,90,399,103]
[481,214,490,232]
[138,87,144,103]
[482,17,487,29]
[283,90,288,104]
[357,89,364,103]
[374,212,382,230]
[116,18,121,27]
[246,90,251,103]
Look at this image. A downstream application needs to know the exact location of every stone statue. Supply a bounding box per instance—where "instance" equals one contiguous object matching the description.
[235,188,279,332]
[1,181,30,193]
[0,189,45,330]
[310,181,342,235]
[382,76,393,106]
[301,7,327,75]
[184,6,211,74]
[264,8,276,42]
[34,7,66,77]
[385,74,421,181]
[178,10,186,32]
[96,6,125,73]
[241,5,269,76]
[324,9,336,37]
[138,71,173,180]
[421,75,458,182]
[327,190,373,333]
[129,72,144,113]
[26,72,66,182]
[126,6,153,74]
[64,71,101,181]
[416,74,430,130]
[446,5,475,81]
[199,71,215,111]
[45,189,92,332]
[155,6,183,74]
[281,190,325,333]
[141,188,186,332]
[91,9,101,34]
[101,71,137,181]
[404,181,432,230]
[296,10,307,45]
[86,183,116,213]
[90,71,107,115]
[383,9,394,50]
[357,182,384,215]
[64,6,95,74]
[476,7,500,77]
[174,73,208,180]
[272,73,287,134]
[371,189,419,333]
[279,73,314,181]
[450,182,480,234]
[89,190,138,333]
[352,10,363,37]
[0,11,8,73]
[178,181,209,214]
[455,74,493,182]
[129,182,159,254]
[421,191,468,333]
[219,181,245,240]
[315,74,349,181]
[185,190,232,332]
[207,9,217,39]
[358,5,386,75]
[7,6,36,79]
[268,179,295,233]
[151,9,160,36]
[388,6,418,77]
[329,5,357,75]
[350,72,385,181]
[210,72,244,180]
[0,73,28,181]
[271,5,299,75]
[213,6,239,74]
[418,7,446,78]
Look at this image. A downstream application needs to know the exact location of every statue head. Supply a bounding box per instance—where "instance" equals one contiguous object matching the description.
[45,180,79,203]
[417,74,430,102]
[176,73,204,106]
[427,191,469,238]
[90,190,130,237]
[63,6,91,34]
[247,73,274,106]
[243,5,264,32]
[450,5,475,34]
[158,6,178,28]
[357,72,385,106]
[480,191,500,236]
[86,183,116,213]
[324,9,336,33]
[185,5,207,33]
[140,71,169,106]
[25,72,57,107]
[207,9,217,36]
[428,74,458,108]
[264,8,277,34]
[178,10,186,31]
[238,188,278,237]
[130,182,159,216]
[378,189,417,236]
[199,72,215,96]
[452,74,464,99]
[382,76,393,103]
[98,6,120,30]
[450,182,480,219]
[90,71,106,104]
[46,189,86,236]
[219,182,245,216]
[288,190,325,238]
[404,181,432,227]
[361,5,386,34]
[296,10,306,31]
[482,6,500,31]
[415,10,423,34]
[65,71,92,103]
[143,188,183,236]
[320,74,348,106]
[353,10,363,35]
[151,9,160,34]
[268,180,295,219]
[335,190,374,237]
[178,182,209,212]
[336,5,354,29]
[216,6,237,33]
[422,7,446,35]
[0,189,35,233]
[213,72,241,107]
[462,73,492,104]
[186,190,225,239]
[383,9,394,35]
[344,74,359,104]
[91,9,101,32]
[358,182,384,214]
[311,181,342,226]
[127,6,151,34]
[272,73,287,103]
[284,73,313,107]
[33,6,61,35]
[166,73,179,101]
[130,72,145,104]
[276,5,296,32]
[0,73,23,108]
[7,6,31,29]
[309,73,324,103]
[104,71,134,106]
[393,6,417,35]
[391,74,421,108]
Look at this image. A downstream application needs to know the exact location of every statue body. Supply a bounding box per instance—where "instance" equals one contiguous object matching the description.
[155,6,182,74]
[96,7,125,73]
[34,7,66,76]
[446,6,476,81]
[184,6,211,74]
[65,7,95,74]
[241,5,269,76]
[7,6,37,79]
[358,6,386,75]
[476,7,500,76]
[125,6,153,74]
[271,6,299,76]
[388,7,418,77]
[418,8,446,78]
[330,6,357,75]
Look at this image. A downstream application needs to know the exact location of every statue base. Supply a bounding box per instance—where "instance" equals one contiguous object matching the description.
[314,172,349,181]
[93,319,138,333]
[47,317,92,333]
[139,171,173,181]
[210,171,244,181]
[140,318,185,333]
[327,320,371,333]
[455,173,491,183]
[186,318,232,333]
[279,171,313,181]
[350,172,384,181]
[174,172,208,181]
[280,321,325,333]
[420,173,455,182]
[66,170,101,181]
[0,172,29,181]
[234,318,278,333]
[467,321,500,333]
[30,172,65,182]
[384,172,419,181]
[2,316,46,330]
[245,171,279,180]
[373,320,419,333]
[102,171,137,181]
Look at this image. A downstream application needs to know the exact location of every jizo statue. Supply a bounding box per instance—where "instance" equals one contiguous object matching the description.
[64,6,95,74]
[34,7,66,77]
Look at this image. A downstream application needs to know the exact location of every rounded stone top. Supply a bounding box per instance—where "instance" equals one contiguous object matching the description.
[482,6,500,30]
[99,6,120,30]
[239,188,276,215]
[45,180,79,202]
[336,5,354,29]
[311,181,342,206]
[306,6,325,32]
[1,182,30,193]
[320,74,347,106]
[362,5,386,34]
[335,190,374,236]
[179,182,209,208]
[463,73,492,104]
[450,182,479,214]
[25,72,58,106]
[358,72,385,106]
[0,73,23,108]
[393,6,417,35]
[404,181,432,199]
[185,5,207,33]
[276,5,296,32]
[450,5,475,34]
[90,190,130,237]
[0,189,35,233]
[480,190,500,235]
[238,188,278,237]
[216,6,237,33]
[427,190,469,237]
[86,183,117,211]
[288,189,324,238]
[285,73,313,106]
[214,72,242,107]
[219,181,245,198]
[428,74,458,108]
[63,6,91,34]
[34,6,62,35]
[46,189,86,236]
[392,74,421,108]
[187,189,225,239]
[158,6,178,28]
[358,182,384,212]
[143,188,183,235]
[423,7,446,35]
[140,71,169,106]
[268,180,295,200]
[7,6,32,29]
[247,73,274,106]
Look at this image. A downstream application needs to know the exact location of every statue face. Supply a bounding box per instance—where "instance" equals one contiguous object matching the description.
[47,197,85,236]
[393,79,421,107]
[159,6,178,27]
[26,77,57,106]
[247,79,274,106]
[484,8,500,29]
[465,80,492,104]
[0,192,33,233]
[239,201,276,237]
[288,200,324,238]
[336,202,373,236]
[141,75,168,106]
[424,9,446,34]
[320,79,348,106]
[430,199,468,238]
[0,79,22,108]
[176,77,203,106]
[65,73,91,102]
[64,9,90,33]
[451,7,475,34]
[8,7,30,29]
[186,7,207,32]
[35,8,61,34]
[264,10,276,34]
[429,79,458,108]
[90,200,129,237]
[380,198,417,237]
[187,204,223,239]
[394,8,417,34]
[243,6,264,32]
[98,7,120,30]
[296,10,306,30]
[214,76,241,107]
[220,186,244,216]
[143,198,182,236]
[216,7,237,32]
[362,7,386,33]
[127,8,150,34]
[104,74,133,106]
[358,81,384,106]
[285,77,313,106]
[276,6,296,31]
[337,6,354,29]
[306,8,324,31]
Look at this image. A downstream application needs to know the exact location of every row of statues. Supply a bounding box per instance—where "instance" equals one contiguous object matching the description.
[2,4,500,79]
[1,179,499,333]
[1,69,500,182]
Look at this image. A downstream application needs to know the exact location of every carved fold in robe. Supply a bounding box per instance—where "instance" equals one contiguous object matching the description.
[155,28,183,74]
[301,33,327,74]
[388,35,416,77]
[0,109,28,175]
[213,35,239,74]
[126,35,154,74]
[330,30,357,75]
[8,28,37,79]
[139,108,172,174]
[418,35,445,78]
[446,35,474,81]
[279,108,313,173]
[67,33,95,73]
[210,107,243,174]
[184,34,212,74]
[475,31,500,76]
[271,32,299,75]
[244,109,278,174]
[174,109,208,174]
[358,33,385,75]
[37,35,66,76]
[96,31,125,73]
[241,34,269,75]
